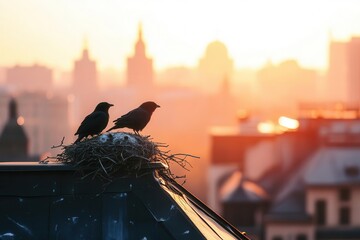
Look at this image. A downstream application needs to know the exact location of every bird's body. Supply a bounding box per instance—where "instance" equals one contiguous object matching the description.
[74,102,113,143]
[107,101,160,134]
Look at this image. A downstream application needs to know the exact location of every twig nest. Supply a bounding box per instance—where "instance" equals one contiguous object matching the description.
[55,133,159,180]
[50,132,198,181]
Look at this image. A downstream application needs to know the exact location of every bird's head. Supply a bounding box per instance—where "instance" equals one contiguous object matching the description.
[140,101,160,113]
[94,102,114,112]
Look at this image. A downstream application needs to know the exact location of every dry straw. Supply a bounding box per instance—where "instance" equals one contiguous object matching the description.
[44,132,198,182]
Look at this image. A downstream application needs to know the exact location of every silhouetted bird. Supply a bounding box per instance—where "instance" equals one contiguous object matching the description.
[107,101,160,134]
[74,102,114,143]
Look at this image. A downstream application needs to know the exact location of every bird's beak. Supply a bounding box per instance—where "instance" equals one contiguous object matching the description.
[110,104,114,107]
[156,104,160,108]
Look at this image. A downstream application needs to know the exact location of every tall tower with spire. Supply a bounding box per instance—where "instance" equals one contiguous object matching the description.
[127,23,154,88]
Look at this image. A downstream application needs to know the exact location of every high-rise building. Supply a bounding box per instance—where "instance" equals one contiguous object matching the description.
[6,64,53,92]
[347,37,360,104]
[127,23,154,88]
[328,40,348,102]
[72,41,99,123]
[73,41,98,96]
[328,36,360,104]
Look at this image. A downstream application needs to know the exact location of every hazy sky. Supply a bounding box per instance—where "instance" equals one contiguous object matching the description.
[1,0,360,71]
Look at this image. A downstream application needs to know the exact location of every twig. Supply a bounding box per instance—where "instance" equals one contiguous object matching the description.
[51,137,65,149]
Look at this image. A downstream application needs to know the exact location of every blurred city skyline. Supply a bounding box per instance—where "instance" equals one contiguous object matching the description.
[1,0,360,72]
[2,2,360,239]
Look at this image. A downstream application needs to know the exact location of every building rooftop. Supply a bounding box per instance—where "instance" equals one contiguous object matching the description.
[264,149,312,223]
[266,145,360,223]
[304,147,360,186]
[0,162,248,240]
[220,171,269,203]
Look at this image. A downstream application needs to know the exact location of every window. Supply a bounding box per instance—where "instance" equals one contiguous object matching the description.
[296,234,308,240]
[223,202,256,227]
[339,207,350,225]
[344,166,359,177]
[315,200,326,226]
[272,236,283,240]
[339,188,351,202]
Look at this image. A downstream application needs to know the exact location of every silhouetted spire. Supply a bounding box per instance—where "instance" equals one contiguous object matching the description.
[82,36,89,59]
[135,22,145,56]
[83,36,88,49]
[127,23,154,88]
[9,98,18,121]
[138,22,143,41]
[82,48,89,60]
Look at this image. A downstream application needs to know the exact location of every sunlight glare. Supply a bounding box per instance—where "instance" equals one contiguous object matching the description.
[278,116,299,130]
[257,121,275,134]
[17,116,25,126]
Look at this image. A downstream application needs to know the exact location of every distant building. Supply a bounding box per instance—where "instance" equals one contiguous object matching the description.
[72,41,99,123]
[209,120,285,239]
[6,64,53,92]
[199,41,233,78]
[266,118,360,240]
[257,60,318,118]
[209,105,360,239]
[328,39,348,102]
[0,92,71,156]
[347,37,360,104]
[0,98,38,162]
[328,36,360,104]
[198,41,233,92]
[210,75,238,126]
[127,23,154,88]
[220,171,270,240]
[72,41,98,96]
[16,92,71,156]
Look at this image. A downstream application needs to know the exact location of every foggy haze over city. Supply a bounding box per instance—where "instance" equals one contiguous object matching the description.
[2,1,360,239]
[1,0,360,71]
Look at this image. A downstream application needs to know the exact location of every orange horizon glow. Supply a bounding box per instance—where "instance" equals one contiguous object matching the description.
[1,1,360,71]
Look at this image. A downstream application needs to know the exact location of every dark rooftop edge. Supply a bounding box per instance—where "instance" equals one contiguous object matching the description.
[0,161,167,172]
